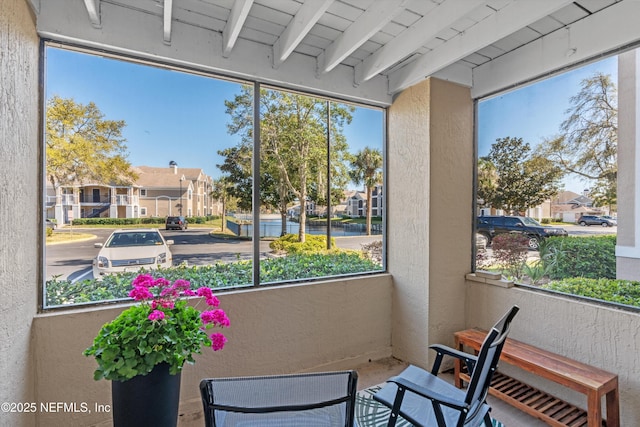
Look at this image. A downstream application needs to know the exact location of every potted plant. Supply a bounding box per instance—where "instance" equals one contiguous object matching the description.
[84,274,230,427]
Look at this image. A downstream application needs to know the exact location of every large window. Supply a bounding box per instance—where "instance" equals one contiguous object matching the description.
[474,52,638,308]
[43,45,385,308]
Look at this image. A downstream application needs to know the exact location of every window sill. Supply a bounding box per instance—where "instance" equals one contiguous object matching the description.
[466,271,514,288]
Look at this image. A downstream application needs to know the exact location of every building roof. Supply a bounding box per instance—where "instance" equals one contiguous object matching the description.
[133,166,202,188]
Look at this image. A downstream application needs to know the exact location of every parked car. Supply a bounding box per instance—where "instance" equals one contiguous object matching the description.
[475,233,488,251]
[577,215,617,227]
[165,215,188,230]
[477,215,568,250]
[45,219,56,230]
[92,229,173,278]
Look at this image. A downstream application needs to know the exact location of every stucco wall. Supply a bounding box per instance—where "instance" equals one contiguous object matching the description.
[32,275,393,426]
[466,282,640,425]
[387,77,473,367]
[387,79,431,365]
[0,1,39,426]
[427,79,473,350]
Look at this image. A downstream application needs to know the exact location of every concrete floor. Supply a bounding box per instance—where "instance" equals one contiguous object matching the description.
[354,357,547,426]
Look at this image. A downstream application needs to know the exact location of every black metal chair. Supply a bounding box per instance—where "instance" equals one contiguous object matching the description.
[373,306,519,427]
[200,370,358,426]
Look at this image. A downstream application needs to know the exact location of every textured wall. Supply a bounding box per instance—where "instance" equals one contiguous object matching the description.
[466,282,640,426]
[32,275,392,426]
[387,78,473,367]
[387,79,432,366]
[0,1,39,426]
[427,79,473,350]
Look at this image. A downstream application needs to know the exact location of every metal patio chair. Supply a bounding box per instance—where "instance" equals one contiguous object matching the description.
[200,370,358,427]
[373,306,519,427]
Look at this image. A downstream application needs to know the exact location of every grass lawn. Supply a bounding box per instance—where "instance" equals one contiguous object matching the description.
[46,232,96,245]
[307,216,382,225]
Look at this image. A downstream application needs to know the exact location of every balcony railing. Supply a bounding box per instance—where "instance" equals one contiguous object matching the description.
[79,195,110,204]
[47,194,140,206]
[48,194,76,205]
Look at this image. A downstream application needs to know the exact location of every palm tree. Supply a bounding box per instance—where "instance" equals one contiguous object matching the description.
[210,177,234,232]
[349,147,383,235]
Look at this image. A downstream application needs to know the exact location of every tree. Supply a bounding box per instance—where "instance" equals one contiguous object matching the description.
[477,157,498,207]
[538,72,617,208]
[45,96,136,188]
[349,147,382,235]
[210,177,237,232]
[224,87,353,242]
[216,145,253,212]
[485,137,563,214]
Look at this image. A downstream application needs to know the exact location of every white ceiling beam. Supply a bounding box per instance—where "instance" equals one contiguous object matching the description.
[83,0,101,28]
[472,0,640,98]
[37,0,392,106]
[355,0,484,84]
[273,0,334,68]
[388,0,574,94]
[317,0,408,75]
[163,0,173,44]
[223,0,254,58]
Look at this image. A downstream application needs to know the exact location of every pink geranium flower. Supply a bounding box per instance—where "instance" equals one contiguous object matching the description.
[129,286,153,301]
[148,309,165,321]
[86,274,229,382]
[132,274,155,288]
[196,287,213,299]
[210,333,227,351]
[206,296,220,307]
[200,309,230,327]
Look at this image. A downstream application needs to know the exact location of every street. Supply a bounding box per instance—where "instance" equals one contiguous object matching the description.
[46,223,613,282]
[45,228,381,281]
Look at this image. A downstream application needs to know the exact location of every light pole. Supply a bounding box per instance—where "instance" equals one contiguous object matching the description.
[179,176,184,216]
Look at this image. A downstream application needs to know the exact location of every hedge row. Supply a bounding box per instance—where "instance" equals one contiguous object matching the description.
[46,252,381,306]
[541,235,616,280]
[542,278,640,308]
[71,215,219,226]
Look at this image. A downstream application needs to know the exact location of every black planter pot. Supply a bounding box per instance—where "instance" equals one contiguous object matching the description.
[112,363,181,427]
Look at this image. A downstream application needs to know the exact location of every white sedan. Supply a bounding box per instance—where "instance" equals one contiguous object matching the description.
[92,229,173,278]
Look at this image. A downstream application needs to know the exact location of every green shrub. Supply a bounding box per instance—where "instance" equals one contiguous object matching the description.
[542,278,640,308]
[269,233,336,254]
[491,233,530,279]
[72,217,166,226]
[186,216,216,224]
[540,235,616,279]
[45,252,381,306]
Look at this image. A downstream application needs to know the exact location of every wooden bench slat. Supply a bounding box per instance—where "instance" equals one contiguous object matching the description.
[455,329,618,394]
[454,328,619,427]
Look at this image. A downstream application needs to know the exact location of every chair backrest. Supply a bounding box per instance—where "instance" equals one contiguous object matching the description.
[464,306,519,408]
[200,370,358,427]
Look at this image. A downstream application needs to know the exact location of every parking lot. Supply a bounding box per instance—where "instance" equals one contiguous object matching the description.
[45,228,381,282]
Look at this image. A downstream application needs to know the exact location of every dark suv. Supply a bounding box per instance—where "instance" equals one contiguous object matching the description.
[477,215,568,250]
[165,216,188,230]
[577,215,617,227]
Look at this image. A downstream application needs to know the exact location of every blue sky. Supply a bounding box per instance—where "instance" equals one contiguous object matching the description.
[46,46,617,194]
[478,55,618,193]
[45,47,383,183]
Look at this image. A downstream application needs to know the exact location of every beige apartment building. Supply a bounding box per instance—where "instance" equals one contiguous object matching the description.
[45,163,218,224]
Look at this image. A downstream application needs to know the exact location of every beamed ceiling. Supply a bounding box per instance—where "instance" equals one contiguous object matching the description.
[31,0,640,105]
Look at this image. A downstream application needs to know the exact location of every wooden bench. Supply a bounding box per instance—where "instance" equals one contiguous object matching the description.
[454,329,619,427]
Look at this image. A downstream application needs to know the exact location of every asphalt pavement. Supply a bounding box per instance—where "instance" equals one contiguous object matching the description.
[45,228,382,282]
